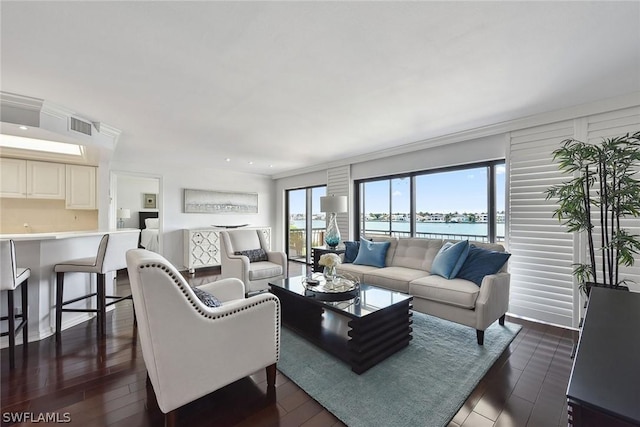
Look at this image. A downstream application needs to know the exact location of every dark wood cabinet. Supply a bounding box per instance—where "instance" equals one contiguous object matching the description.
[310,246,345,273]
[567,287,640,426]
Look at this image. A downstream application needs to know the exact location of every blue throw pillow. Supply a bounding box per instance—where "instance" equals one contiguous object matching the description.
[456,245,511,286]
[431,240,470,279]
[353,240,390,268]
[343,241,360,263]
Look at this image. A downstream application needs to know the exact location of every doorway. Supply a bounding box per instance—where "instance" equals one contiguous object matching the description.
[286,185,326,263]
[110,171,163,254]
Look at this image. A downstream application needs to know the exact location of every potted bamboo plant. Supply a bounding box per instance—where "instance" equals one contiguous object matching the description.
[545,131,640,295]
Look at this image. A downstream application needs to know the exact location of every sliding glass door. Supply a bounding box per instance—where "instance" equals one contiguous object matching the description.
[286,185,326,263]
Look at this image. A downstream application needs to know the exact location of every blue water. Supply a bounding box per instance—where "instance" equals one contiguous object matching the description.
[292,220,505,238]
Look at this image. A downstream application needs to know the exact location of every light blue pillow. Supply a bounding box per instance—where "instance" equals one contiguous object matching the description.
[431,240,470,279]
[353,240,390,268]
[456,245,511,286]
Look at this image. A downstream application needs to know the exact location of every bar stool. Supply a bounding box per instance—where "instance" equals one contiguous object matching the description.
[1,240,30,369]
[55,232,139,341]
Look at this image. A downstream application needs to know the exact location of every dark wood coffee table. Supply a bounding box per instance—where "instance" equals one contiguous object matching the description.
[269,276,413,374]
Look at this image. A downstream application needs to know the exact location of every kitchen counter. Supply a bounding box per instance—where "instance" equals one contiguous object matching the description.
[0,229,140,347]
[0,228,140,241]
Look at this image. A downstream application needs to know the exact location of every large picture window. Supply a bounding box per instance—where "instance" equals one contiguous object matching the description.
[356,161,505,243]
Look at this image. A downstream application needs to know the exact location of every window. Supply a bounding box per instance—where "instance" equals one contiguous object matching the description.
[286,185,326,263]
[356,161,505,243]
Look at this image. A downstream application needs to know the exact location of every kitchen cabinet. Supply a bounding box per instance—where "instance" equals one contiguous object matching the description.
[1,159,65,199]
[65,164,96,209]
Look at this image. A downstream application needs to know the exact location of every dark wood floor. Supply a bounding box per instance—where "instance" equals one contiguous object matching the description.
[1,262,575,427]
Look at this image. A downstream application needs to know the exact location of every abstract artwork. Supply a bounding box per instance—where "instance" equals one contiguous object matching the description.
[184,189,258,214]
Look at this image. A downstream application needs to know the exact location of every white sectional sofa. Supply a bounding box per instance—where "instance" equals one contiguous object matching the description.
[336,236,510,345]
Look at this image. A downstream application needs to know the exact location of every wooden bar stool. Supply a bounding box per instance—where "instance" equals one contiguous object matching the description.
[1,240,30,369]
[55,232,139,341]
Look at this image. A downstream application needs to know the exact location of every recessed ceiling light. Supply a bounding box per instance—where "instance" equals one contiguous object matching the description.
[18,126,28,131]
[225,158,231,162]
[248,161,253,165]
[269,165,273,168]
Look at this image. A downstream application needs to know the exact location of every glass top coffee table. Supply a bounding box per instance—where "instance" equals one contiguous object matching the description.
[269,275,413,374]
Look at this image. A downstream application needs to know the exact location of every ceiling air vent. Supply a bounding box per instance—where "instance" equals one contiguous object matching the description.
[69,116,92,136]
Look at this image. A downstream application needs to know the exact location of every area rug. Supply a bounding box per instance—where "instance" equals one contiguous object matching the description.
[278,312,521,427]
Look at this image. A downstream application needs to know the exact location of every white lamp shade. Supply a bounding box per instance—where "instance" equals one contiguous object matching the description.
[320,195,347,213]
[118,208,131,219]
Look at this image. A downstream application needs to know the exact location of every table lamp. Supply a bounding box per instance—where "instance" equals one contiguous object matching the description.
[320,195,348,248]
[117,208,130,228]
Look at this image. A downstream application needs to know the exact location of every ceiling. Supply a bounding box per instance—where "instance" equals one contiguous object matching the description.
[1,1,639,177]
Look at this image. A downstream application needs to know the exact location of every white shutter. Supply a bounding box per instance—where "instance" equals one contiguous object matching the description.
[327,165,351,240]
[508,121,577,327]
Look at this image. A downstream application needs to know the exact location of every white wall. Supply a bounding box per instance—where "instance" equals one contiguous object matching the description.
[110,160,276,267]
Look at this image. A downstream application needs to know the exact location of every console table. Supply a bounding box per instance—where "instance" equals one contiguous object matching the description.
[567,287,640,426]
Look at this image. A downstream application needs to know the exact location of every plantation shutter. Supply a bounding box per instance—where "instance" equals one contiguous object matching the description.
[327,165,351,240]
[585,107,640,289]
[508,121,577,327]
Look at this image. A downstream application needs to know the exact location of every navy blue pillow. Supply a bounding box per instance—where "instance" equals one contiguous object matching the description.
[353,240,390,268]
[192,286,222,307]
[456,245,511,286]
[343,241,360,263]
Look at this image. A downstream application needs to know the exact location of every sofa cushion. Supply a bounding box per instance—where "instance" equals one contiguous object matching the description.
[336,263,379,283]
[389,238,444,271]
[353,240,391,268]
[456,245,511,286]
[343,241,360,263]
[227,229,262,252]
[248,261,283,281]
[363,267,431,293]
[431,240,469,279]
[409,275,480,309]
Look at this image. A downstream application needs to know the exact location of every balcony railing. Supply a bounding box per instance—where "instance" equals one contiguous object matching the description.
[289,227,505,260]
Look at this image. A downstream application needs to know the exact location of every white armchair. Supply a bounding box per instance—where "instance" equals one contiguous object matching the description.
[219,229,287,294]
[125,249,280,425]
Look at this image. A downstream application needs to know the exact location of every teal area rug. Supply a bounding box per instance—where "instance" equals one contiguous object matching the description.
[278,312,521,427]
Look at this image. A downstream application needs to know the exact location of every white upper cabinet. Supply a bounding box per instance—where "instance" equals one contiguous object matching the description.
[27,161,65,199]
[0,158,27,198]
[1,159,66,199]
[65,164,96,209]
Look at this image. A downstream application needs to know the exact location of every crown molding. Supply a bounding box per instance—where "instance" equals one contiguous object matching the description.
[271,92,640,180]
[0,91,43,111]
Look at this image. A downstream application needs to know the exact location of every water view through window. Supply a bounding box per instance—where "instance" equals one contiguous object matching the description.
[358,162,505,242]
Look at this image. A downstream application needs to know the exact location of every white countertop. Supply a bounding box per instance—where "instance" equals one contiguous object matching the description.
[0,228,140,241]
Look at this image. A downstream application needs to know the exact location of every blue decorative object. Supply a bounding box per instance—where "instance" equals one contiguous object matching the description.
[353,240,390,268]
[431,240,470,279]
[343,241,360,263]
[325,213,341,248]
[192,286,222,307]
[456,245,511,286]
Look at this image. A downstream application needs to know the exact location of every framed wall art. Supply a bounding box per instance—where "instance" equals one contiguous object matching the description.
[143,193,157,209]
[184,189,258,214]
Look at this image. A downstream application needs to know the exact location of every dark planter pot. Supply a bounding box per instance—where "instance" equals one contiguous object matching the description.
[585,281,629,297]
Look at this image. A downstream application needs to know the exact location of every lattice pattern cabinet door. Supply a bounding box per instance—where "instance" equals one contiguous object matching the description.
[184,229,220,272]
